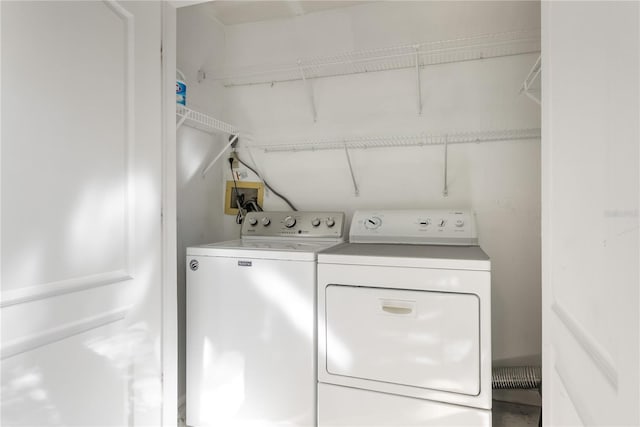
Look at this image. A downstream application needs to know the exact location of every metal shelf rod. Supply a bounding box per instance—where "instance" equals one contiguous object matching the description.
[443,135,449,197]
[343,145,360,196]
[298,59,318,122]
[414,45,423,115]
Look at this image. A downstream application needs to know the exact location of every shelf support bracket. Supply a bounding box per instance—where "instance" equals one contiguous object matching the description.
[520,55,541,105]
[343,144,360,196]
[298,59,318,122]
[202,133,239,178]
[524,91,541,105]
[414,45,423,115]
[443,135,449,197]
[176,109,191,130]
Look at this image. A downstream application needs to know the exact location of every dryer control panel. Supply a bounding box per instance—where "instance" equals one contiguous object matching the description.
[242,211,346,240]
[350,209,477,245]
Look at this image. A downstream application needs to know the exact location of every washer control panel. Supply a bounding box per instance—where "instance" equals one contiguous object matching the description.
[350,209,477,245]
[241,211,346,239]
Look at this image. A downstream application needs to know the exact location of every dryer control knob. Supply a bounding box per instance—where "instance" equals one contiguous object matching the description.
[311,218,321,227]
[261,217,271,226]
[364,216,382,230]
[284,216,296,228]
[455,219,465,227]
[326,217,336,228]
[248,217,258,226]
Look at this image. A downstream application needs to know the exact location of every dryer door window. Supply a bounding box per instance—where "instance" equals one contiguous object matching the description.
[324,285,480,396]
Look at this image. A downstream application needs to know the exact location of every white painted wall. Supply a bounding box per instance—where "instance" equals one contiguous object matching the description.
[176,5,228,410]
[218,2,542,373]
[542,2,639,425]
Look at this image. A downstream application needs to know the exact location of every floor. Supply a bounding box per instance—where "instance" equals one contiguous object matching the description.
[493,400,541,427]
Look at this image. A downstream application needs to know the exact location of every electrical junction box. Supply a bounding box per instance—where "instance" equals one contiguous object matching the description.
[225,181,264,215]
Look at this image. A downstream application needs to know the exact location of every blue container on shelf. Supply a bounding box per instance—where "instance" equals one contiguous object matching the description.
[176,80,186,105]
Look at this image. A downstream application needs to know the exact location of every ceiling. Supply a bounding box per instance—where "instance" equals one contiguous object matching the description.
[201,1,369,25]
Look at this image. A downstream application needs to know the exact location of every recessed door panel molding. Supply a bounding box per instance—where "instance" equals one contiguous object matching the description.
[552,301,618,389]
[104,0,136,281]
[1,278,132,346]
[1,307,128,360]
[0,270,132,308]
[552,320,622,425]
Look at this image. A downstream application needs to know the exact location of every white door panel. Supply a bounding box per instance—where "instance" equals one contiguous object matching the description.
[1,1,164,425]
[542,2,639,425]
[1,0,131,291]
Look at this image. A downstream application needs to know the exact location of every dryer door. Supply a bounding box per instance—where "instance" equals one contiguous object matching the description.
[325,285,480,395]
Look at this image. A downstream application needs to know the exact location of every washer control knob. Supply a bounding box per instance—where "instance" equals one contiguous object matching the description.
[455,219,465,227]
[261,217,271,226]
[311,218,321,227]
[438,219,446,227]
[326,217,336,228]
[284,216,296,228]
[248,217,258,226]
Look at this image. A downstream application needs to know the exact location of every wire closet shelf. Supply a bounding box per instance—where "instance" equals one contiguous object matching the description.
[176,105,251,177]
[210,29,541,87]
[250,128,542,153]
[176,104,240,135]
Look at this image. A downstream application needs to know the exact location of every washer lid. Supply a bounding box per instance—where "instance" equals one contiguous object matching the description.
[187,239,345,261]
[317,243,490,270]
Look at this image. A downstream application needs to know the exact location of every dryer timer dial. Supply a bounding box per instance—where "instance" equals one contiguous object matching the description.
[364,216,382,230]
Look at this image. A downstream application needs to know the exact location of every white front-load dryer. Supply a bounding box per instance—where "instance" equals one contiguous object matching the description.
[187,211,345,427]
[317,210,491,426]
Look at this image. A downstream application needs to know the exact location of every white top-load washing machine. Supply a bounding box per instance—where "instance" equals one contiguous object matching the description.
[187,211,346,427]
[317,209,491,426]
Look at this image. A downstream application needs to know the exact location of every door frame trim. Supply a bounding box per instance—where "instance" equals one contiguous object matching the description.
[161,2,178,426]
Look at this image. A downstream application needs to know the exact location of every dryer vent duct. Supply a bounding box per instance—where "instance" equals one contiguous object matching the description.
[492,366,541,389]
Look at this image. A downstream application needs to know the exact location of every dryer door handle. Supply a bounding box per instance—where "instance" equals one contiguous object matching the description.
[380,299,415,316]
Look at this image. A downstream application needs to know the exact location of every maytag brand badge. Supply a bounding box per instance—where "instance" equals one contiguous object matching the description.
[238,260,252,267]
